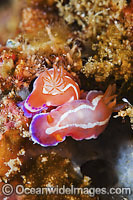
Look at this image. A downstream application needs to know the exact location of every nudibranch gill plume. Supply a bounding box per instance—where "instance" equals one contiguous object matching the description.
[30,84,117,147]
[23,66,80,115]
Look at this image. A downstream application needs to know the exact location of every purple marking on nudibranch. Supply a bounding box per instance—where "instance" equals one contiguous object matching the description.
[17,101,47,118]
[30,113,66,147]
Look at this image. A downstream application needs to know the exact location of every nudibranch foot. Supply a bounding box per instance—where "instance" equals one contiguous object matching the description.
[113,102,128,112]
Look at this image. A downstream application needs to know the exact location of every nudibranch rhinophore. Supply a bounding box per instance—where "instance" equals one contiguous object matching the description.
[30,84,117,147]
[24,66,80,114]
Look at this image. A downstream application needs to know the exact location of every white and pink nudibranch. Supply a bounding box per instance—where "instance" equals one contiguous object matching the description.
[30,84,117,147]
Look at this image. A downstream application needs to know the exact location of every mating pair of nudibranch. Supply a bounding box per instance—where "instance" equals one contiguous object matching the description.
[20,66,117,147]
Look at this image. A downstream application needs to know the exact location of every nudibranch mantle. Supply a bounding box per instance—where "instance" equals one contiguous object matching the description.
[24,66,80,114]
[30,84,116,147]
[45,95,105,135]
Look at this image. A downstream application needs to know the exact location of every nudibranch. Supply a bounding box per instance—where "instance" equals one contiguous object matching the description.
[20,66,80,117]
[30,84,117,147]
